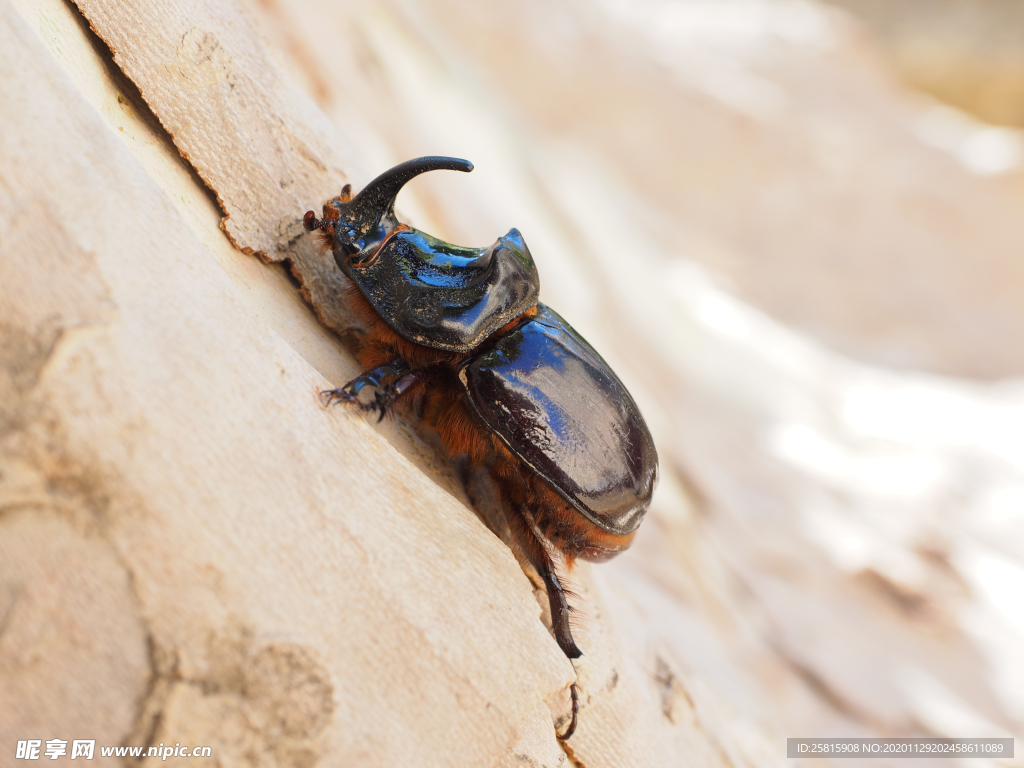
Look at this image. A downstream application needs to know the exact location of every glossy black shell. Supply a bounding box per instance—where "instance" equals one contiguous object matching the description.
[460,305,658,536]
[325,156,540,352]
[344,227,539,351]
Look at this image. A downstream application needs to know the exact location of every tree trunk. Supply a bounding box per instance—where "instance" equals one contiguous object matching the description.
[3,0,1023,766]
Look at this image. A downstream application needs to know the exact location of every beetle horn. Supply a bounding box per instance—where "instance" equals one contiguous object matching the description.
[346,156,473,231]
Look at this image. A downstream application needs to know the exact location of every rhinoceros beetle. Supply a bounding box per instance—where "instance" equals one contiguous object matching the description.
[304,157,658,740]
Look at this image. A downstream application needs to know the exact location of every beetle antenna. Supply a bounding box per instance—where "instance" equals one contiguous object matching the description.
[303,210,335,233]
[302,210,321,231]
[303,210,339,257]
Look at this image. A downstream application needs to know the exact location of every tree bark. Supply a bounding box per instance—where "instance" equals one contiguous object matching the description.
[4,0,1023,766]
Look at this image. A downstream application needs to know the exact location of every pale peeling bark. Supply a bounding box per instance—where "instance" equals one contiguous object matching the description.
[65,0,358,263]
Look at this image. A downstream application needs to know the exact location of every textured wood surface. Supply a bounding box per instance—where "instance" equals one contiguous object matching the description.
[0,3,572,765]
[67,0,357,262]
[5,0,1024,766]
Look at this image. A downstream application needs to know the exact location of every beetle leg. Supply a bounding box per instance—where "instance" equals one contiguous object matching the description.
[320,358,410,408]
[506,508,582,736]
[512,509,582,659]
[321,360,429,423]
[542,558,582,660]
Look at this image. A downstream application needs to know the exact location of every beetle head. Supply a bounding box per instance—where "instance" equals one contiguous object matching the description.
[303,156,473,269]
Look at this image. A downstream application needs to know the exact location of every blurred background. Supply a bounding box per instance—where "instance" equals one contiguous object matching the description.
[247,0,1024,763]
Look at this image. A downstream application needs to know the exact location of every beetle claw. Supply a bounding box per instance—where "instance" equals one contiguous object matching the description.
[373,383,400,422]
[319,387,358,407]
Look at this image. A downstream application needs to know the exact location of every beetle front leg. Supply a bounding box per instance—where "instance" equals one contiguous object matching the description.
[320,359,426,422]
[320,358,410,409]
